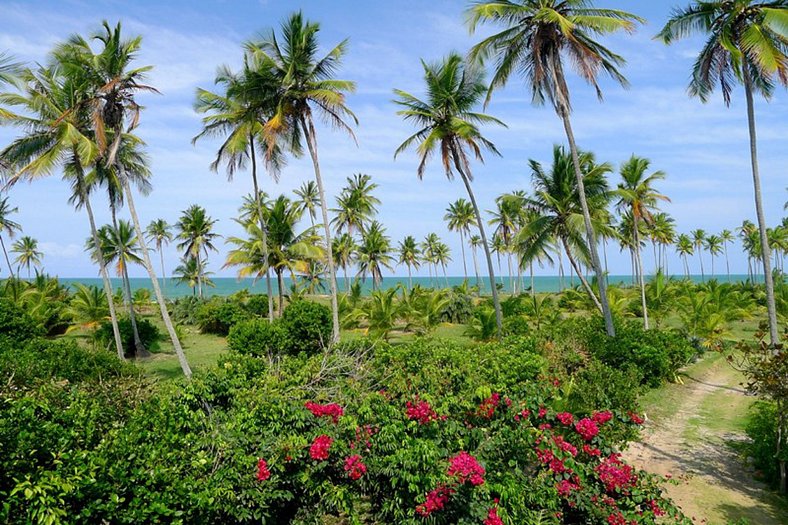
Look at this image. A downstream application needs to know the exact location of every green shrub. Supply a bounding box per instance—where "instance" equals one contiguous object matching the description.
[745,400,786,488]
[439,290,474,323]
[0,299,42,347]
[280,300,331,354]
[167,296,206,325]
[97,317,161,353]
[196,299,251,335]
[243,294,271,317]
[227,319,287,357]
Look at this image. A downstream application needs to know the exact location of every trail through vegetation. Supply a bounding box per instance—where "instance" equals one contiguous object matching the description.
[625,354,788,525]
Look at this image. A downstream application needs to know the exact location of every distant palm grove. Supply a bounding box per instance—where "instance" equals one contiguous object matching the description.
[1,1,787,523]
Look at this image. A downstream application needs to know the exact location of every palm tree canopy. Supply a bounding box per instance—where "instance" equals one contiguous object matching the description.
[658,1,788,104]
[398,235,421,268]
[393,52,506,180]
[86,220,142,276]
[0,196,21,237]
[615,155,670,226]
[466,0,644,111]
[12,235,43,271]
[176,204,220,259]
[146,218,173,247]
[445,198,476,235]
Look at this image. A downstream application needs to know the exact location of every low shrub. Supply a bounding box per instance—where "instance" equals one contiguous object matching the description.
[196,299,251,335]
[227,319,288,358]
[280,300,331,355]
[96,317,161,354]
[745,400,786,489]
[243,294,271,318]
[0,299,43,347]
[439,290,474,323]
[167,295,206,325]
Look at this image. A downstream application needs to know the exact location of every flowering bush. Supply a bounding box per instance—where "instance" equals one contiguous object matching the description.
[305,401,344,423]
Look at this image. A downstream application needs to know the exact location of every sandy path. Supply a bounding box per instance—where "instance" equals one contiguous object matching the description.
[623,357,788,525]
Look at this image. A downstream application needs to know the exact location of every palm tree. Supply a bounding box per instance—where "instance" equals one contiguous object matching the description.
[720,229,735,282]
[332,233,357,292]
[0,61,125,360]
[397,235,421,289]
[444,198,475,280]
[193,59,283,323]
[174,256,214,296]
[88,220,147,357]
[676,234,694,279]
[0,196,21,278]
[692,229,707,281]
[145,219,172,289]
[331,174,380,236]
[650,212,676,274]
[467,0,643,337]
[488,195,520,293]
[515,145,612,313]
[394,53,504,338]
[468,234,484,292]
[356,220,394,290]
[705,234,724,278]
[658,1,786,346]
[615,155,669,329]
[433,241,452,287]
[61,21,193,375]
[65,283,109,333]
[246,12,358,344]
[294,180,321,227]
[176,205,219,299]
[12,236,42,278]
[739,220,758,281]
[421,233,441,287]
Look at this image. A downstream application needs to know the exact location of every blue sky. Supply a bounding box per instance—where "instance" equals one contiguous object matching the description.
[0,0,785,278]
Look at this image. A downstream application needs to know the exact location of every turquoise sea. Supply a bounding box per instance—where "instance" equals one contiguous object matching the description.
[56,274,760,299]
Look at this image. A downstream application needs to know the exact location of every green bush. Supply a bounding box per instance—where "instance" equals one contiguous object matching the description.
[439,290,474,323]
[167,296,206,325]
[0,299,43,347]
[280,300,331,355]
[745,400,786,488]
[196,299,251,335]
[227,319,287,357]
[243,294,271,317]
[97,317,161,353]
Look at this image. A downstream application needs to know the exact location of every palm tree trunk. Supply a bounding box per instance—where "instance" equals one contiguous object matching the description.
[743,68,779,347]
[344,264,350,293]
[698,250,705,282]
[459,230,468,281]
[507,252,514,295]
[633,216,649,330]
[277,269,285,312]
[455,164,502,338]
[559,110,614,336]
[301,115,340,344]
[530,262,535,298]
[122,262,149,357]
[602,237,609,286]
[249,138,275,323]
[0,236,14,279]
[471,244,481,293]
[118,168,192,378]
[407,264,412,289]
[561,236,603,313]
[158,243,166,292]
[82,191,124,360]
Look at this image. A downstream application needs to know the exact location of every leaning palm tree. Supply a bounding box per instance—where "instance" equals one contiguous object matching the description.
[12,236,42,278]
[145,218,172,289]
[658,0,787,346]
[356,220,394,290]
[176,204,219,299]
[444,198,476,280]
[467,0,644,337]
[394,53,504,338]
[0,196,21,278]
[615,155,669,329]
[397,235,421,289]
[246,12,358,344]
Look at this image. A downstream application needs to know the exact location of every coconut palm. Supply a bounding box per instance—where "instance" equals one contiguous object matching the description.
[176,205,219,299]
[515,145,612,313]
[692,229,707,281]
[394,53,504,337]
[444,198,475,281]
[658,0,787,346]
[650,212,676,274]
[12,236,42,278]
[615,155,669,329]
[294,180,321,227]
[246,12,358,344]
[676,234,694,279]
[433,241,452,287]
[332,233,357,292]
[705,234,724,277]
[145,218,172,289]
[421,233,441,287]
[0,62,125,359]
[65,283,109,333]
[331,174,380,236]
[397,235,421,289]
[720,229,735,282]
[488,195,520,293]
[467,0,643,336]
[469,234,484,292]
[174,256,214,296]
[0,196,21,277]
[356,220,394,290]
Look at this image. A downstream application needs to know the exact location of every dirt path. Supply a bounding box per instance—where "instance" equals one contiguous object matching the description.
[623,355,788,525]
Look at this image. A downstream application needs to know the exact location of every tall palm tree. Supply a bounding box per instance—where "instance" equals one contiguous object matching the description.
[615,155,669,329]
[246,12,358,344]
[692,229,707,281]
[397,235,421,289]
[705,234,724,278]
[488,195,520,293]
[0,196,21,278]
[444,198,475,280]
[421,233,441,287]
[650,212,676,274]
[331,174,380,236]
[12,236,42,278]
[332,233,357,292]
[174,256,214,296]
[356,220,394,290]
[467,0,644,337]
[294,180,321,227]
[394,53,504,337]
[469,234,483,291]
[194,60,283,323]
[720,229,735,282]
[658,0,787,346]
[433,240,452,287]
[63,21,193,375]
[676,234,694,279]
[0,63,126,359]
[739,220,758,281]
[88,220,147,357]
[145,219,172,289]
[515,145,612,313]
[176,204,219,299]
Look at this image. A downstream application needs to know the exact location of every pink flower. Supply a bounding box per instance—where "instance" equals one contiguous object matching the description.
[538,407,547,418]
[582,444,602,457]
[447,451,485,486]
[478,393,501,419]
[416,485,454,517]
[607,512,627,525]
[344,454,367,480]
[596,454,638,493]
[305,401,344,424]
[256,458,271,481]
[648,499,665,517]
[556,479,581,497]
[592,411,614,425]
[309,435,333,461]
[628,412,645,425]
[406,399,443,425]
[575,417,600,441]
[483,504,504,525]
[553,435,578,457]
[556,412,575,425]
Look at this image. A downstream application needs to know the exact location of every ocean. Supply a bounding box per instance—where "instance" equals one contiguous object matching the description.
[55,274,760,299]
